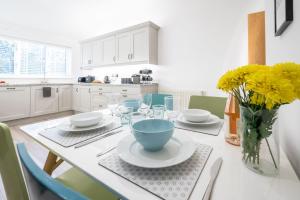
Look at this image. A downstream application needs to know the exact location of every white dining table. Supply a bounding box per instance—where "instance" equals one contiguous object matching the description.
[19,113,300,200]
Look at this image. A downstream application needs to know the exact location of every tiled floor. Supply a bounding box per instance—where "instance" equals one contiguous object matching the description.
[0,111,73,200]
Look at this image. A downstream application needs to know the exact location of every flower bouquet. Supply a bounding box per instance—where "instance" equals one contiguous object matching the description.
[218,63,300,175]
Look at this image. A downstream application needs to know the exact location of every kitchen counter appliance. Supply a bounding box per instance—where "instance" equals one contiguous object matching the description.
[139,69,153,84]
[78,76,95,83]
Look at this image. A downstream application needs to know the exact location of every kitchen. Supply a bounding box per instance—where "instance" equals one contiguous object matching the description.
[1,0,300,200]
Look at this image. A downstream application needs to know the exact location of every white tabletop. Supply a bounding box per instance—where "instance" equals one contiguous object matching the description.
[20,116,300,200]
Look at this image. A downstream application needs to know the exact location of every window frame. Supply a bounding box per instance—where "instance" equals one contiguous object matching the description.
[0,35,72,79]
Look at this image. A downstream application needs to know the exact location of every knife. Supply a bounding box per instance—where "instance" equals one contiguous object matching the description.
[203,157,223,200]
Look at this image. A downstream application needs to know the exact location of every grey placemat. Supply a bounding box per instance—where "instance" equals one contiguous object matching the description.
[175,121,223,136]
[39,123,121,147]
[98,144,212,200]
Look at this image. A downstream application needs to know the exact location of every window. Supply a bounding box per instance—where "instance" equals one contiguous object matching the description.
[0,36,71,78]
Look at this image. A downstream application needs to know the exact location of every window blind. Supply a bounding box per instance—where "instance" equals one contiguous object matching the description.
[0,36,71,78]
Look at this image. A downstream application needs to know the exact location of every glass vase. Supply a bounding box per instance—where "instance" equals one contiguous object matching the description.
[239,106,279,176]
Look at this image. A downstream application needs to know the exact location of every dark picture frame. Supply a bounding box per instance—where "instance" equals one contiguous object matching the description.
[274,0,293,36]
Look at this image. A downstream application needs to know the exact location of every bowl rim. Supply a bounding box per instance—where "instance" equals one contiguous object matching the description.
[182,109,210,116]
[132,119,174,134]
[70,112,103,122]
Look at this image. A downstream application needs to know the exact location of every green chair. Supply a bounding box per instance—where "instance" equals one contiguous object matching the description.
[0,123,119,200]
[188,96,227,119]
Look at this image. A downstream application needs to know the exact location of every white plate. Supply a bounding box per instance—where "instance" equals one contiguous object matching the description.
[177,114,220,126]
[57,115,114,132]
[117,133,196,168]
[70,112,103,127]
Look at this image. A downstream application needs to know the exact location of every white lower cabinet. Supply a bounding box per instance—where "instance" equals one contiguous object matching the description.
[72,84,158,113]
[0,87,30,121]
[58,85,72,111]
[90,92,109,111]
[72,86,91,112]
[30,86,59,117]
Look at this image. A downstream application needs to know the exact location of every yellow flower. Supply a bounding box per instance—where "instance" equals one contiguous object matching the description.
[217,63,300,109]
[246,70,296,109]
[273,62,300,98]
[217,64,269,92]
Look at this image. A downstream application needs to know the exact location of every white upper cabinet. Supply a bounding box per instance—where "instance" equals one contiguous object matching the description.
[102,36,116,65]
[80,21,159,67]
[116,32,131,64]
[82,42,93,67]
[92,40,103,66]
[131,28,148,62]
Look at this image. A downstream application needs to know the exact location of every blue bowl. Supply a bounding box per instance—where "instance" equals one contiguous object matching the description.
[132,119,174,151]
[123,99,141,112]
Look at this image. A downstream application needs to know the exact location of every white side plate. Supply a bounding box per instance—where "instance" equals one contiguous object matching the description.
[57,115,114,132]
[117,133,197,168]
[177,114,220,126]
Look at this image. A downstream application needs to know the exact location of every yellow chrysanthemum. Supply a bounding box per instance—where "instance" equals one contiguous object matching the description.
[273,62,300,98]
[246,70,296,109]
[217,64,269,92]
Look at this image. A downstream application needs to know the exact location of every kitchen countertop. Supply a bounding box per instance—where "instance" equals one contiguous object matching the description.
[0,82,158,87]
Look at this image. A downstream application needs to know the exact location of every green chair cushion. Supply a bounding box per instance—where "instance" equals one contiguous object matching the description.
[188,96,227,119]
[56,167,118,200]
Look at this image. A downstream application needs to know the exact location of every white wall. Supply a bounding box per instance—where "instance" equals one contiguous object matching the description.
[265,0,300,178]
[0,21,80,84]
[81,0,264,95]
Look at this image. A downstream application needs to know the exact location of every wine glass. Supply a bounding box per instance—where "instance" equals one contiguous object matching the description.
[139,94,152,117]
[164,96,180,123]
[106,93,122,116]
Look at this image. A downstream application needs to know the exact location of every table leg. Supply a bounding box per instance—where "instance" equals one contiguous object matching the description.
[43,151,64,175]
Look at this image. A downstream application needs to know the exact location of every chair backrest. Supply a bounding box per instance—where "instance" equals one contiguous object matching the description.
[144,93,172,108]
[188,96,227,119]
[0,123,87,200]
[17,143,88,200]
[0,123,29,200]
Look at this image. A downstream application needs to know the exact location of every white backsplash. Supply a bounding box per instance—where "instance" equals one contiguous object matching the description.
[80,64,160,84]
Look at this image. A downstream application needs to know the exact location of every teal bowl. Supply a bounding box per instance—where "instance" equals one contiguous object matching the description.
[132,119,174,151]
[123,99,141,112]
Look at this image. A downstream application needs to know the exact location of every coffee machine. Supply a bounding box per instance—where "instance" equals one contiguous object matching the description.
[139,69,153,84]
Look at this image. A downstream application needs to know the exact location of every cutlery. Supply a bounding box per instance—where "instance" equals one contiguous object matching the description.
[74,129,123,148]
[203,157,223,200]
[96,146,116,157]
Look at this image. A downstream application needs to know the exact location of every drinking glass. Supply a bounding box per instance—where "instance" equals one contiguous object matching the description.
[130,112,145,127]
[117,106,134,125]
[153,105,165,119]
[139,94,152,117]
[106,93,122,116]
[164,96,180,123]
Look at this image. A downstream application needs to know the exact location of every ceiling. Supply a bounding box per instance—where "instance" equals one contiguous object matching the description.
[0,0,171,40]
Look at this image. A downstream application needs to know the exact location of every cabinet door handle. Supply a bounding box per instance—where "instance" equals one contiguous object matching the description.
[99,105,103,108]
[113,56,116,62]
[131,53,134,60]
[76,88,78,92]
[99,92,103,95]
[122,95,127,98]
[89,88,91,93]
[88,59,92,64]
[122,89,127,92]
[56,88,59,93]
[128,54,131,60]
[99,88,102,90]
[6,87,16,90]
